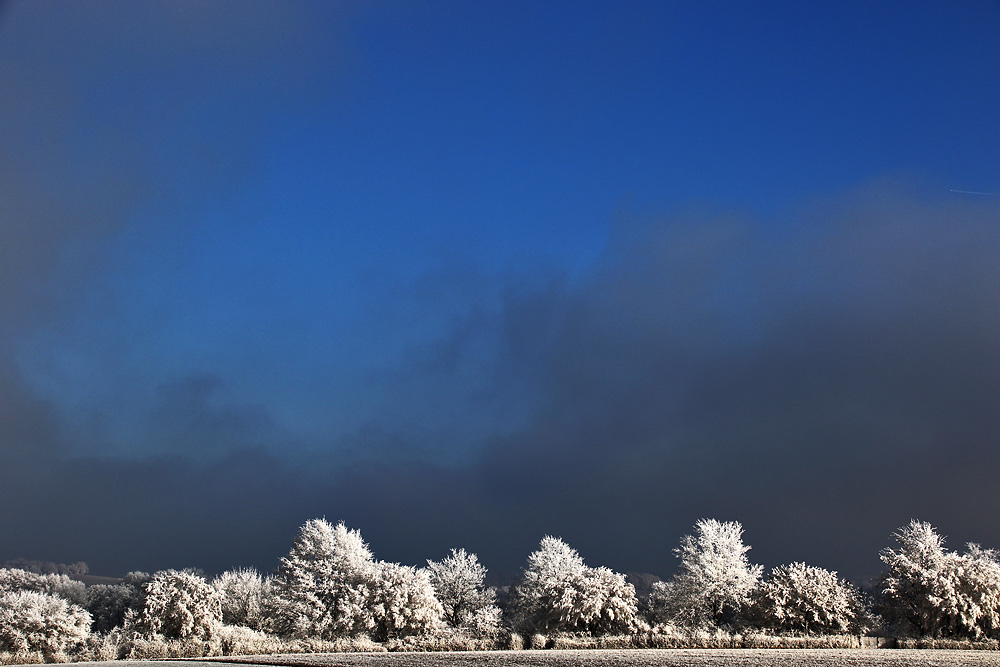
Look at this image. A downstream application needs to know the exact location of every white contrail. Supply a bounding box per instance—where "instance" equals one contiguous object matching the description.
[950,189,1000,196]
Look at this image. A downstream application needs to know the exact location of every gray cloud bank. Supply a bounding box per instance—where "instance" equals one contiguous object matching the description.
[3,180,999,582]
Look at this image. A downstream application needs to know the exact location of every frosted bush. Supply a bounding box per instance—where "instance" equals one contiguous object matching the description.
[500,630,525,650]
[138,569,222,639]
[0,568,42,593]
[465,604,503,638]
[755,562,862,634]
[579,565,645,634]
[211,624,285,656]
[0,589,92,659]
[81,628,121,661]
[0,568,87,607]
[213,567,272,630]
[370,561,443,640]
[511,536,642,635]
[426,548,500,636]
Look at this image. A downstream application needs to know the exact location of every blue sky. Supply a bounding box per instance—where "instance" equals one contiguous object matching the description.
[2,0,999,580]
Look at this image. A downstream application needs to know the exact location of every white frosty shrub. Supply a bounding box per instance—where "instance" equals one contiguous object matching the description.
[369,561,443,640]
[881,520,1000,639]
[426,548,501,636]
[0,568,43,593]
[957,544,1000,638]
[0,567,87,606]
[512,536,642,634]
[213,567,272,631]
[755,562,861,635]
[464,604,503,639]
[650,519,762,628]
[138,569,222,639]
[578,565,645,634]
[0,589,92,658]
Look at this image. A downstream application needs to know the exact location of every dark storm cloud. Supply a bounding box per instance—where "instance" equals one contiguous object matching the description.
[0,358,60,458]
[0,446,306,575]
[4,183,999,583]
[151,373,278,456]
[465,185,1000,580]
[0,0,354,571]
[213,184,1000,581]
[314,184,1000,581]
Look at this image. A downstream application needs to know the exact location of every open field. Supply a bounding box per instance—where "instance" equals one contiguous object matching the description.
[52,650,1000,667]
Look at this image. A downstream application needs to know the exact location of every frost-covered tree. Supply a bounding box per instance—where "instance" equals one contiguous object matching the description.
[138,569,222,639]
[511,536,588,633]
[426,548,500,636]
[0,590,92,659]
[881,520,959,637]
[369,561,443,640]
[213,567,273,631]
[880,520,1000,638]
[650,519,762,628]
[755,562,861,635]
[272,518,443,640]
[272,518,378,638]
[511,536,642,634]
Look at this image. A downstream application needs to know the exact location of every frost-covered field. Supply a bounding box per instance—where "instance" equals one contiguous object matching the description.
[65,649,1000,667]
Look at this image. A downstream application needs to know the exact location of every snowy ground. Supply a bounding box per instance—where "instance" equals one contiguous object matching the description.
[59,648,1000,667]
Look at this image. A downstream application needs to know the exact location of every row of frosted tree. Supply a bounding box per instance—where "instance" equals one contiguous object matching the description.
[3,517,1000,663]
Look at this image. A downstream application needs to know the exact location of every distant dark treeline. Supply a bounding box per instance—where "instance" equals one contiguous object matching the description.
[1,559,88,576]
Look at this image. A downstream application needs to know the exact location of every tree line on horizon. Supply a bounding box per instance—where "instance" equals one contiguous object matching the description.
[2,517,1000,663]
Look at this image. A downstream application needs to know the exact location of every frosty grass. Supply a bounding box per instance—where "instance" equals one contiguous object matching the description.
[186,648,1000,667]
